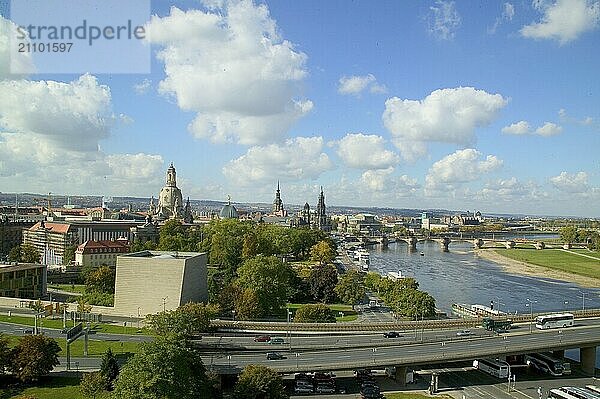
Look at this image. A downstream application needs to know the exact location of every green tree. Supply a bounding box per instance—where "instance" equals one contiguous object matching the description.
[77,297,93,314]
[80,371,107,399]
[8,245,21,262]
[293,304,336,323]
[203,219,253,271]
[85,265,116,294]
[234,364,289,399]
[363,272,381,292]
[0,334,10,374]
[310,240,336,265]
[235,255,296,316]
[145,302,217,339]
[560,226,578,243]
[234,288,262,320]
[112,337,210,399]
[100,347,119,390]
[10,334,61,382]
[308,264,338,303]
[21,243,40,263]
[334,270,365,308]
[63,244,77,266]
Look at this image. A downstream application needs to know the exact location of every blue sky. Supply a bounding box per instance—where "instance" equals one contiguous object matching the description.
[0,0,599,217]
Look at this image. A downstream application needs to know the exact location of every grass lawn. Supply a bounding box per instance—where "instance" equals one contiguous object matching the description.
[495,248,600,279]
[47,284,86,295]
[0,375,90,399]
[3,334,141,357]
[0,315,148,335]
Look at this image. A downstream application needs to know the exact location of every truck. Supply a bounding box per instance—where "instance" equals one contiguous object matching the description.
[482,317,512,332]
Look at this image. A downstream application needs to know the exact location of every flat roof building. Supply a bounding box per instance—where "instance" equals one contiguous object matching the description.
[0,262,47,299]
[114,251,207,317]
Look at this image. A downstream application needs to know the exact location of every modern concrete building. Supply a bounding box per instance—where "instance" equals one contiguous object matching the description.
[0,262,47,299]
[113,251,207,317]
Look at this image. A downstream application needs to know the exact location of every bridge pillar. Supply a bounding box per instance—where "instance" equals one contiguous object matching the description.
[580,346,597,375]
[473,238,484,249]
[534,241,545,250]
[440,237,450,252]
[504,240,516,249]
[408,236,417,250]
[394,366,407,386]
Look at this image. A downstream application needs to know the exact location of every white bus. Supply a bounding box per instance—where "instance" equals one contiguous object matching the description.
[548,389,580,399]
[472,359,509,379]
[525,352,570,376]
[535,313,574,329]
[554,387,600,399]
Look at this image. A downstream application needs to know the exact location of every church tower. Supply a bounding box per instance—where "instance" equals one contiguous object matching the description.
[315,186,330,231]
[272,181,285,216]
[166,162,177,187]
[183,197,193,223]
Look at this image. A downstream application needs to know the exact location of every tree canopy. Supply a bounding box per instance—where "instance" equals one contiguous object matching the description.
[113,338,211,399]
[308,264,338,303]
[145,302,217,339]
[234,365,289,399]
[10,334,61,382]
[8,244,40,263]
[310,240,336,265]
[235,255,296,316]
[293,304,336,323]
[334,269,365,307]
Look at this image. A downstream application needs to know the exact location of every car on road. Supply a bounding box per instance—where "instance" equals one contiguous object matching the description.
[23,329,33,334]
[266,352,284,360]
[383,331,401,338]
[268,337,284,344]
[254,335,271,342]
[456,329,474,336]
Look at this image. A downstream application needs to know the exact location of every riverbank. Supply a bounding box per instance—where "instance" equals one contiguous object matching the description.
[475,249,600,288]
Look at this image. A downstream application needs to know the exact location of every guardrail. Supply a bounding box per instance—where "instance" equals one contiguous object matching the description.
[210,309,600,333]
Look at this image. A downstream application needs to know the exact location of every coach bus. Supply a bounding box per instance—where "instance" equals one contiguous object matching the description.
[472,359,509,379]
[548,388,580,399]
[535,313,574,329]
[551,387,600,399]
[525,352,570,376]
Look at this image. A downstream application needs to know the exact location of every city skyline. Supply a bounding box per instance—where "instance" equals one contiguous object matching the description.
[1,1,599,217]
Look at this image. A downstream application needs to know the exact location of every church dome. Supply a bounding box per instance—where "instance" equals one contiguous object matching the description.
[220,198,239,219]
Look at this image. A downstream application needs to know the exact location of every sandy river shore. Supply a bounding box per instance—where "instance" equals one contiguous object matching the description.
[474,249,600,288]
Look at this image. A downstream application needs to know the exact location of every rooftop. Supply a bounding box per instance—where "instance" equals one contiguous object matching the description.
[0,262,45,273]
[121,250,206,260]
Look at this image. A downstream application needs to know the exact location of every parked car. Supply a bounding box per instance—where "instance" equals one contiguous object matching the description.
[266,352,284,360]
[383,331,401,338]
[254,335,271,342]
[294,381,314,394]
[23,329,33,334]
[456,329,473,337]
[269,337,284,344]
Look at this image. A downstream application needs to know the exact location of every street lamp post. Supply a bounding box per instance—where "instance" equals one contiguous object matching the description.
[295,352,300,369]
[232,310,236,321]
[526,299,537,333]
[161,296,168,312]
[579,291,587,314]
[287,309,293,351]
[137,307,141,330]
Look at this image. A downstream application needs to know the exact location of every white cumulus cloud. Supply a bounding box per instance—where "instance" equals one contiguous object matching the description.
[550,171,590,193]
[425,149,503,194]
[336,133,399,170]
[222,136,333,186]
[382,87,507,161]
[0,16,35,79]
[359,168,420,196]
[0,74,164,195]
[521,0,600,44]
[502,120,562,136]
[146,2,312,145]
[428,1,462,40]
[338,74,387,96]
[477,177,546,202]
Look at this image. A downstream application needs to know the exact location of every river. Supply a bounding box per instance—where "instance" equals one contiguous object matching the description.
[367,239,600,366]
